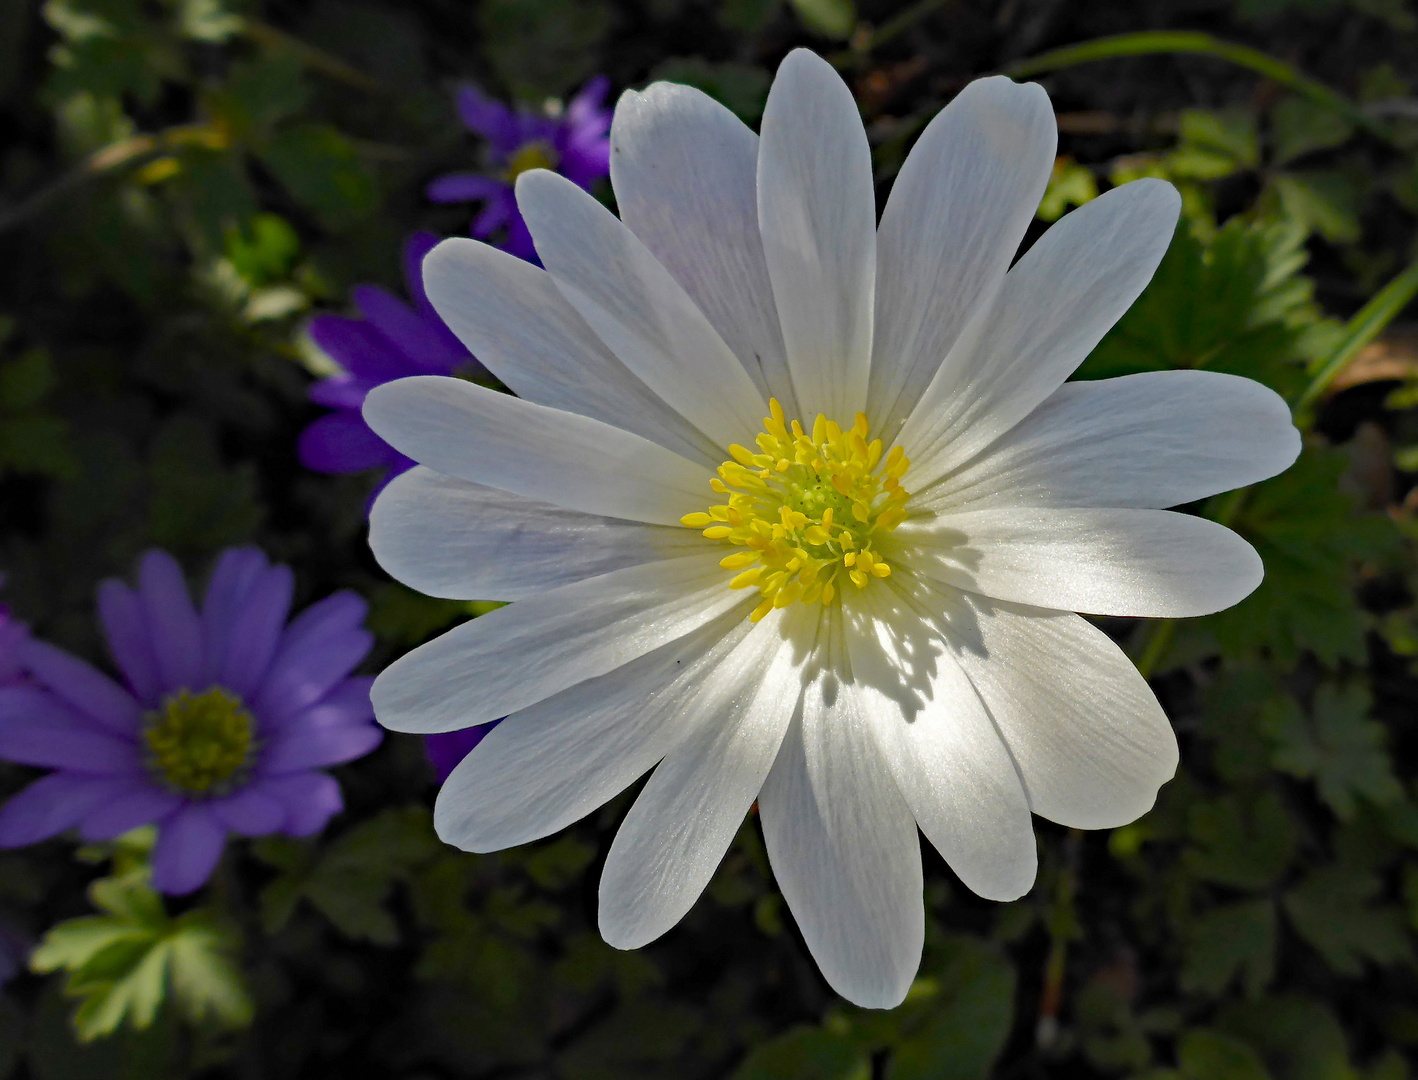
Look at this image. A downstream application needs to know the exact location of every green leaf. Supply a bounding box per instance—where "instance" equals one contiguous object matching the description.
[0,347,55,410]
[882,937,1016,1080]
[1204,446,1401,665]
[1260,684,1402,819]
[177,0,245,42]
[260,124,377,232]
[216,54,309,141]
[30,872,252,1041]
[787,0,855,38]
[254,806,440,943]
[650,57,770,123]
[1282,867,1413,975]
[1167,109,1260,179]
[1178,1029,1274,1080]
[1271,97,1354,165]
[477,0,612,99]
[1182,899,1277,998]
[731,1025,870,1080]
[224,212,301,287]
[1184,791,1297,891]
[165,917,254,1028]
[1038,158,1099,221]
[1272,171,1361,243]
[1217,995,1356,1080]
[1080,215,1321,397]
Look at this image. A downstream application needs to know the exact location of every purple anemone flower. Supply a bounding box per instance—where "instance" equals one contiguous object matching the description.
[0,548,381,895]
[424,724,498,784]
[298,231,481,487]
[0,603,29,688]
[426,77,612,263]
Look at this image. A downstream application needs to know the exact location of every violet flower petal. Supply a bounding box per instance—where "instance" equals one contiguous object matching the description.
[210,786,287,836]
[263,772,343,836]
[78,785,183,841]
[151,806,226,895]
[97,581,162,705]
[18,638,141,735]
[297,412,402,475]
[0,773,135,846]
[138,551,204,691]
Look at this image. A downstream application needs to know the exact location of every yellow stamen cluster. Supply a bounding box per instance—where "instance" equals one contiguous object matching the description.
[683,399,911,622]
[143,687,255,796]
[503,140,560,183]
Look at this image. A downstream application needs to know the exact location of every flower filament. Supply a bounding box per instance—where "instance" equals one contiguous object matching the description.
[683,399,911,623]
[143,687,255,796]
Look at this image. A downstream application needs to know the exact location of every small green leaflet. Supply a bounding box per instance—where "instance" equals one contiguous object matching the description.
[29,871,253,1041]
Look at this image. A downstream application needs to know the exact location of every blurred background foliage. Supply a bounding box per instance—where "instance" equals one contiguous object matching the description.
[2,0,1418,1077]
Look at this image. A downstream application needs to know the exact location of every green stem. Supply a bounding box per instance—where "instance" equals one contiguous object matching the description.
[1294,255,1418,413]
[1134,620,1177,681]
[1006,31,1393,143]
[867,0,952,50]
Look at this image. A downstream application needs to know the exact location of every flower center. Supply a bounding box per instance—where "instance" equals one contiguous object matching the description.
[142,687,255,796]
[503,140,560,183]
[683,399,911,623]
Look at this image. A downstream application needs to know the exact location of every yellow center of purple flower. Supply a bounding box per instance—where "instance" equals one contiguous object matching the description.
[143,687,254,796]
[503,140,559,183]
[682,398,912,622]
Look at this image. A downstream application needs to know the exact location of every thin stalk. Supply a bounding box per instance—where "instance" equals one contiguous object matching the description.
[1295,255,1418,413]
[1006,32,1393,143]
[242,18,382,93]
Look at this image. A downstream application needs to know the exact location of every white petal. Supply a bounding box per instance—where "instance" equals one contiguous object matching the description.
[371,554,745,733]
[422,239,721,467]
[369,467,704,601]
[899,179,1182,489]
[757,49,874,420]
[917,370,1301,513]
[758,608,923,1009]
[517,170,766,449]
[363,375,711,526]
[869,77,1056,442]
[898,507,1263,618]
[434,610,756,852]
[598,605,808,949]
[843,584,1036,901]
[932,588,1178,829]
[610,83,797,416]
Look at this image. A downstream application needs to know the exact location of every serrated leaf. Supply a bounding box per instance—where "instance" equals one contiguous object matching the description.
[31,873,252,1041]
[260,124,377,232]
[1080,215,1319,396]
[731,1025,870,1080]
[1182,900,1277,998]
[1218,995,1356,1080]
[1185,792,1297,891]
[1205,446,1400,664]
[255,805,439,943]
[1283,867,1413,975]
[1179,1029,1274,1080]
[1261,684,1401,819]
[1271,97,1354,165]
[1167,109,1259,179]
[1273,171,1361,244]
[166,919,254,1028]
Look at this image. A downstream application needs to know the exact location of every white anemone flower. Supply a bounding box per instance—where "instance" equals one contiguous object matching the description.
[362,49,1300,1008]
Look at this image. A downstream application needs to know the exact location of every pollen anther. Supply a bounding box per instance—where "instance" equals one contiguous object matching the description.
[687,399,911,616]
